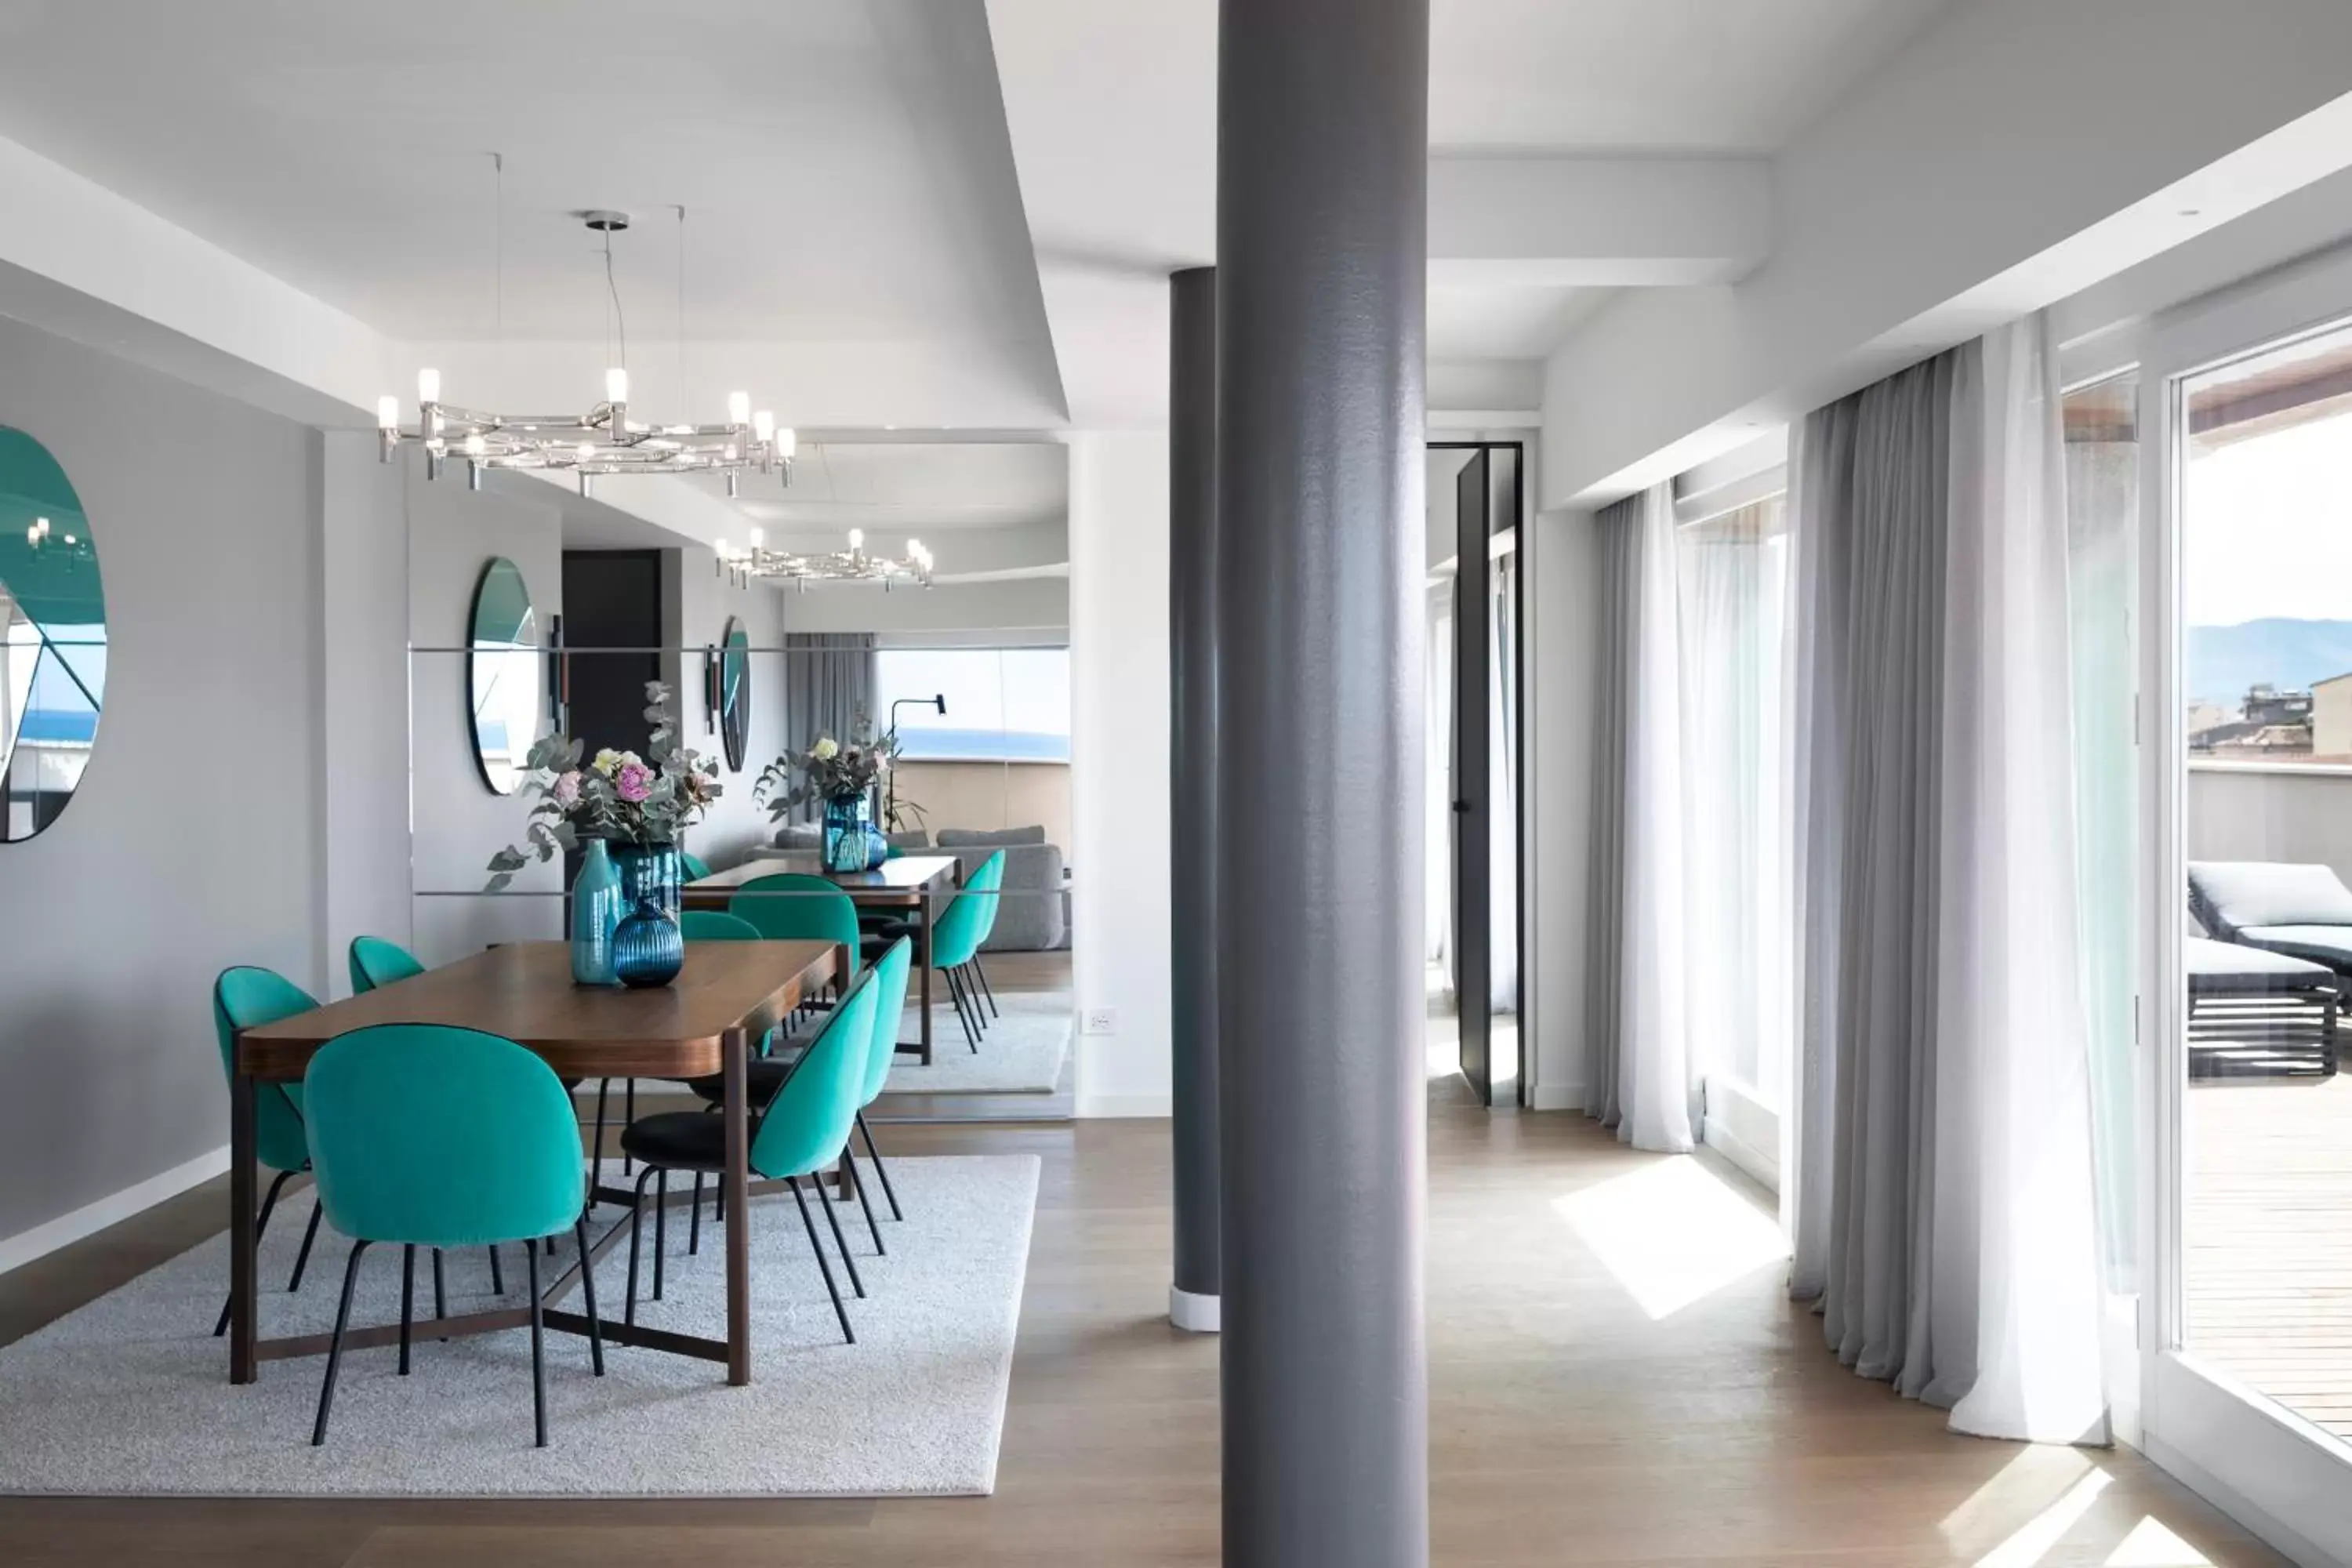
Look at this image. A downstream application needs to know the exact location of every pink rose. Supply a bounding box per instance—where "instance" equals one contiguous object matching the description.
[551,771,583,808]
[614,761,653,803]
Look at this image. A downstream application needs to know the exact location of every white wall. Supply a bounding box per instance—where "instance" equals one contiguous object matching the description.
[1066,430,1171,1116]
[776,574,1068,637]
[0,315,327,1243]
[2187,767,2352,893]
[1527,506,1600,1111]
[405,463,565,965]
[896,760,1071,851]
[669,545,789,870]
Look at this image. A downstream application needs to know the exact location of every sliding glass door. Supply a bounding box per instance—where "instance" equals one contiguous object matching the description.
[2137,263,2352,1566]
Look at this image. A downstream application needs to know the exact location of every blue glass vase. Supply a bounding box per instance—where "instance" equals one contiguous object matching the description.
[570,838,622,986]
[610,844,684,988]
[822,793,873,874]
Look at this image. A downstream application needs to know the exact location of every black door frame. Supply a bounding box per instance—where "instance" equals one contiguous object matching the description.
[1432,439,1526,1107]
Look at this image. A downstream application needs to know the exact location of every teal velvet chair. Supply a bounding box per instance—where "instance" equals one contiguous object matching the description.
[679,850,713,883]
[347,935,425,996]
[681,909,760,942]
[684,935,914,1254]
[301,1023,602,1448]
[619,966,884,1343]
[728,873,862,986]
[928,851,1005,1051]
[211,966,320,1335]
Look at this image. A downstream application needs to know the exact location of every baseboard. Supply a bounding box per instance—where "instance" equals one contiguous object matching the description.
[1170,1285,1221,1333]
[1530,1081,1584,1112]
[0,1144,231,1278]
[1074,1093,1171,1120]
[1702,1112,1780,1192]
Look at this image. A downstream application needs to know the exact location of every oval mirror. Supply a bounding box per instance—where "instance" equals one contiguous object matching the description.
[0,428,105,841]
[467,557,543,795]
[720,615,750,772]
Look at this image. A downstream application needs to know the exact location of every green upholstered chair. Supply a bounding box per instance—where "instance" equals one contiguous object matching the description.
[927,851,1005,1051]
[681,909,760,942]
[619,966,884,1343]
[347,935,425,996]
[211,966,319,1335]
[728,873,862,985]
[301,1023,602,1448]
[679,850,713,883]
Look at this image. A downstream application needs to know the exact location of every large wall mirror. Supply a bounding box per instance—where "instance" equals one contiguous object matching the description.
[468,556,543,795]
[720,615,750,772]
[0,428,105,840]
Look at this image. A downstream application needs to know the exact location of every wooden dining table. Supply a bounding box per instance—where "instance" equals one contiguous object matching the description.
[230,938,837,1388]
[685,853,961,1065]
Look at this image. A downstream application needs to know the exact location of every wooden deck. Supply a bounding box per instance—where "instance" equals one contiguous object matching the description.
[2186,1068,2352,1443]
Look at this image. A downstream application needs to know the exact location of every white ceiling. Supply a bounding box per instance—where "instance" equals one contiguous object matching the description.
[1428,0,1953,152]
[728,441,1067,534]
[0,0,1065,423]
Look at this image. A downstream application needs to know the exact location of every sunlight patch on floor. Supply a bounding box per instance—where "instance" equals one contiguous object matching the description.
[1972,1469,2112,1567]
[2103,1517,2213,1566]
[1549,1156,1788,1319]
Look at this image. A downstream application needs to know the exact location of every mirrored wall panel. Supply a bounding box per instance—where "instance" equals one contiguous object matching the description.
[467,556,543,795]
[720,615,750,771]
[0,427,104,841]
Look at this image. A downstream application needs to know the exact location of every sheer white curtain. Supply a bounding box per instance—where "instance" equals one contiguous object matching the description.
[1425,593,1454,975]
[1489,552,1519,1013]
[1789,314,2107,1444]
[1584,486,1694,1152]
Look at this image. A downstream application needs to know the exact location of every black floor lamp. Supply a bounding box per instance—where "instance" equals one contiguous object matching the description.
[886,694,945,828]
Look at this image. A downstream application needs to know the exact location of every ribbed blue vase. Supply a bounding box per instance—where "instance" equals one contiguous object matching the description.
[569,838,622,987]
[610,844,684,988]
[822,793,873,873]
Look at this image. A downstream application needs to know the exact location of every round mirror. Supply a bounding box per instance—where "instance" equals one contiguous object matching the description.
[0,428,104,841]
[467,557,543,795]
[720,615,750,772]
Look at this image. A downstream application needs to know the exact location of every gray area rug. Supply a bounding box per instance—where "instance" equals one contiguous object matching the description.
[0,1154,1038,1497]
[884,990,1072,1095]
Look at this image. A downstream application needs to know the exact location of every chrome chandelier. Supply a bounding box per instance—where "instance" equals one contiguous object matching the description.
[715,528,934,591]
[373,210,796,496]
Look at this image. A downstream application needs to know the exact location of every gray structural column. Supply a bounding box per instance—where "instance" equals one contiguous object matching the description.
[1214,0,1429,1564]
[1167,265,1222,1334]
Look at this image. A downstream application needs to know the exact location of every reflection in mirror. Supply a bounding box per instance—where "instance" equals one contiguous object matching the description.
[0,428,105,841]
[720,616,750,771]
[467,557,543,795]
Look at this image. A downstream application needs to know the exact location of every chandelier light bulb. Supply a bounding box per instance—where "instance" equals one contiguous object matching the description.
[753,409,775,443]
[716,538,729,559]
[576,441,594,463]
[605,367,630,404]
[463,433,487,458]
[34,517,49,536]
[727,390,751,426]
[777,427,797,459]
[416,368,441,404]
[376,395,400,431]
[24,524,34,546]
[848,528,866,553]
[749,528,765,549]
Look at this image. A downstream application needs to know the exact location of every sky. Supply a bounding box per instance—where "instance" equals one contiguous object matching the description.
[2183,412,2352,629]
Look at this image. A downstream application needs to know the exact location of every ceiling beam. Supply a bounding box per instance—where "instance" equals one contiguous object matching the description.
[1429,156,1768,287]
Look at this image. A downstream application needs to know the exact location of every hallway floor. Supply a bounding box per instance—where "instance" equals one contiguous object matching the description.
[0,1085,2286,1566]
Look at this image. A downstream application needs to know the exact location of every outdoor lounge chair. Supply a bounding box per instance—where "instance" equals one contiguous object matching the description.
[2186,933,2339,1079]
[2187,861,2352,978]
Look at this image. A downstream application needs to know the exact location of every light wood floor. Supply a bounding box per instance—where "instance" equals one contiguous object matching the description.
[2188,1068,2352,1444]
[0,1057,2291,1565]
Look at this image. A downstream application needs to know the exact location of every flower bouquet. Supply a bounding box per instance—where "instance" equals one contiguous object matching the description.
[754,716,907,872]
[487,682,720,985]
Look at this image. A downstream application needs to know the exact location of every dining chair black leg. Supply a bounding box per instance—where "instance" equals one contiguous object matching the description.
[573,1219,604,1377]
[972,954,1001,1018]
[398,1244,416,1376]
[689,1173,703,1256]
[432,1247,448,1338]
[967,965,993,1033]
[286,1195,325,1294]
[621,1080,636,1175]
[216,1167,292,1337]
[946,969,982,1051]
[652,1169,669,1302]
[812,1174,866,1298]
[848,1152,885,1256]
[311,1239,371,1446]
[624,1166,656,1327]
[857,1112,904,1221]
[715,1172,726,1226]
[788,1177,854,1345]
[526,1240,548,1449]
[488,1243,506,1296]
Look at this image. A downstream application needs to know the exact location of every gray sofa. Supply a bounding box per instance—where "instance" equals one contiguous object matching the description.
[749,823,1070,951]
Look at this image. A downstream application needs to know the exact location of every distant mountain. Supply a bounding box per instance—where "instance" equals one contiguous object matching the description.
[2187,619,2352,706]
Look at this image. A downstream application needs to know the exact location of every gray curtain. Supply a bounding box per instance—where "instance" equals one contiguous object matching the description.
[780,633,877,819]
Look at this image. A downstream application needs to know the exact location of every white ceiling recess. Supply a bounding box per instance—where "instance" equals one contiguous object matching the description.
[0,0,1066,432]
[984,0,1956,426]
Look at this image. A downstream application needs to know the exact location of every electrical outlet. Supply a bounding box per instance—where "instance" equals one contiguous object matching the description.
[1083,1007,1118,1036]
